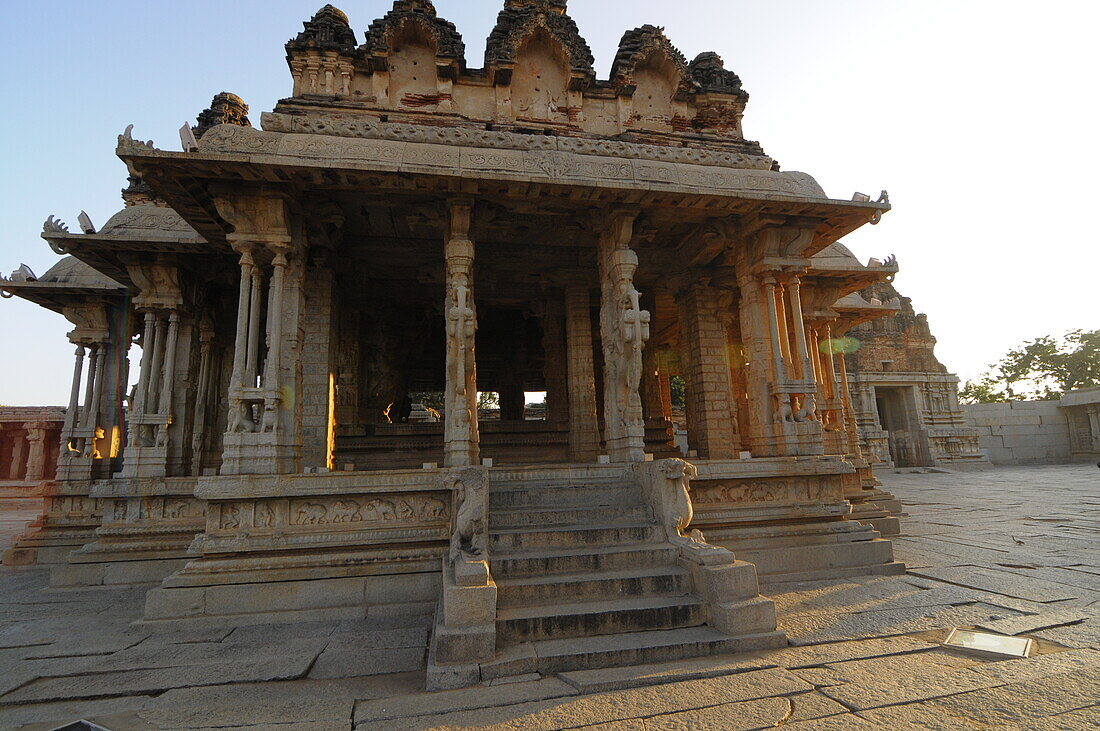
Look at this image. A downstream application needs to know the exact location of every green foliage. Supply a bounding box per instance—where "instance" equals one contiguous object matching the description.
[410,391,444,411]
[409,391,501,412]
[669,375,686,409]
[959,329,1100,403]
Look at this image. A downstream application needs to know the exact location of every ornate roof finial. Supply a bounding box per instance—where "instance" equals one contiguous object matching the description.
[689,52,746,96]
[288,4,357,53]
[504,0,568,13]
[364,0,465,66]
[193,92,252,139]
[487,0,593,78]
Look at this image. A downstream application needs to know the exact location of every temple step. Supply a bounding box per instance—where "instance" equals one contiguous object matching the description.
[490,542,679,578]
[495,595,707,645]
[495,565,690,608]
[490,522,661,551]
[491,627,787,677]
[491,504,650,530]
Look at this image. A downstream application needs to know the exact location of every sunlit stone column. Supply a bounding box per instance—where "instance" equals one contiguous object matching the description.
[443,199,480,467]
[597,211,649,463]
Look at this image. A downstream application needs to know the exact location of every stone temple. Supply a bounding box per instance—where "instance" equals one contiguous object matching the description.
[1,1,906,688]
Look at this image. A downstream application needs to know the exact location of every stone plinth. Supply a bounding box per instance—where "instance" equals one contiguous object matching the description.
[686,457,904,583]
[143,469,452,627]
[51,477,205,587]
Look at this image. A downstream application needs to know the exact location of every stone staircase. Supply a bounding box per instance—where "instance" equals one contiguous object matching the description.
[482,473,785,678]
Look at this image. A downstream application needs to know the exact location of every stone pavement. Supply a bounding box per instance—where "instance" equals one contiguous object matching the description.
[0,499,39,551]
[0,464,1097,730]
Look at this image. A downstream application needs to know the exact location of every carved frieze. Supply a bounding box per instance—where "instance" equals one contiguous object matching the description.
[209,493,450,534]
[692,476,842,507]
[256,112,773,171]
[193,123,830,201]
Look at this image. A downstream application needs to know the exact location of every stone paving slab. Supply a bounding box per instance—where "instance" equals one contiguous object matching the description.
[976,607,1091,635]
[0,464,1097,729]
[910,565,1084,602]
[359,669,813,730]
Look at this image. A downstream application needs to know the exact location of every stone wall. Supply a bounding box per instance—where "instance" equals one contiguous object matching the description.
[964,401,1073,465]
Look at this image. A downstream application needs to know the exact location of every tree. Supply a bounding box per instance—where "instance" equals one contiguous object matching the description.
[669,375,686,409]
[960,329,1100,403]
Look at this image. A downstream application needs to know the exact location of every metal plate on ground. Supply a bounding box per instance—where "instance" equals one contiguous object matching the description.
[943,629,1034,659]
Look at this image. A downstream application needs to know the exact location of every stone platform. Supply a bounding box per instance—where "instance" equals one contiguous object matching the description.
[1,464,1097,729]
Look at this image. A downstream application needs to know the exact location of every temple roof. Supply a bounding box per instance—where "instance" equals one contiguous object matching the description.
[0,255,126,314]
[37,257,123,288]
[811,242,864,269]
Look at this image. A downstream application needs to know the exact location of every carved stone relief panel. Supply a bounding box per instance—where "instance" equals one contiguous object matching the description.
[692,476,843,507]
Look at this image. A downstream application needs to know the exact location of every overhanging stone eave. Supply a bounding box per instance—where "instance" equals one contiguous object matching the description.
[0,281,128,313]
[120,145,888,252]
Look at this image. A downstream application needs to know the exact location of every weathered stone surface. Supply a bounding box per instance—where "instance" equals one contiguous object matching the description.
[309,645,425,679]
[643,696,791,730]
[780,601,1027,645]
[353,677,579,724]
[975,607,1090,635]
[0,695,155,730]
[558,654,777,693]
[817,648,1100,711]
[1,653,320,704]
[361,669,812,730]
[910,566,1081,602]
[141,676,418,729]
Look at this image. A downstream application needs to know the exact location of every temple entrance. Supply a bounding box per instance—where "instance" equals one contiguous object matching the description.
[874,386,930,467]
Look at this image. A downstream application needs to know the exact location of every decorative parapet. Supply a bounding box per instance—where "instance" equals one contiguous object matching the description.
[611,25,694,96]
[363,0,466,70]
[485,0,595,85]
[258,111,776,171]
[193,93,252,139]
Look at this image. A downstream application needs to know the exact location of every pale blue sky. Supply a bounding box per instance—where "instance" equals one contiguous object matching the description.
[1,0,1097,406]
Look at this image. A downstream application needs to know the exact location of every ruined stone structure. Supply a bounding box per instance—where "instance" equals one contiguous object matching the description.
[1062,388,1100,462]
[1,1,904,688]
[844,275,990,471]
[0,407,64,495]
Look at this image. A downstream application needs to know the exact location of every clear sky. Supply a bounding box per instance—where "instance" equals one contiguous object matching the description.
[1,0,1096,406]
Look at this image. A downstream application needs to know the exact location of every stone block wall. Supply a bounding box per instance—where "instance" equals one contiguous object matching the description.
[964,401,1072,465]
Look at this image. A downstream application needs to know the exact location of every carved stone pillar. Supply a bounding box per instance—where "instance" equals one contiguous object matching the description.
[60,344,85,462]
[676,281,738,459]
[597,211,649,463]
[539,302,569,424]
[216,194,301,475]
[564,283,600,462]
[23,423,48,482]
[443,199,480,468]
[8,430,27,481]
[736,269,812,456]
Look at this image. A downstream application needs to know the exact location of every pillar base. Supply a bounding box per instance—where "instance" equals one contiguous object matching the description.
[220,433,299,475]
[117,446,169,479]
